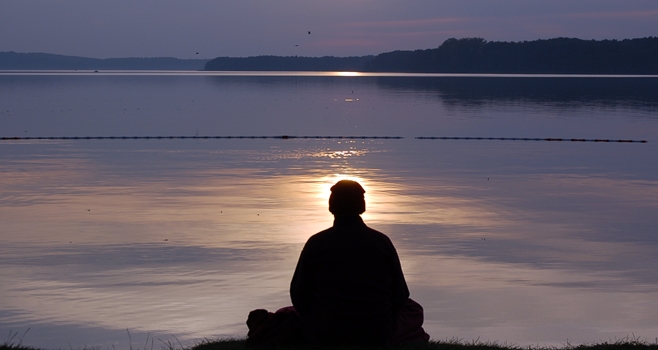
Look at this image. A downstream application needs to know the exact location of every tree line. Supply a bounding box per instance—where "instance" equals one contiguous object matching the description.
[3,37,657,73]
[204,37,658,74]
[0,52,209,70]
[362,37,658,74]
[203,55,373,72]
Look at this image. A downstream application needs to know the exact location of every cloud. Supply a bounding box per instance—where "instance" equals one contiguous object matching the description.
[564,9,658,20]
[345,17,468,29]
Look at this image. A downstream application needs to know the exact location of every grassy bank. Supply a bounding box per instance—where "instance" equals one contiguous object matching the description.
[3,337,658,350]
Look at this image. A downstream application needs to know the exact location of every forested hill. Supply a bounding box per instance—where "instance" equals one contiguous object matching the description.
[3,37,657,73]
[203,37,658,74]
[362,37,658,74]
[0,52,209,70]
[203,55,373,72]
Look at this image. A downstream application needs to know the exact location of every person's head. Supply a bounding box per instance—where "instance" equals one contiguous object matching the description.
[328,180,365,216]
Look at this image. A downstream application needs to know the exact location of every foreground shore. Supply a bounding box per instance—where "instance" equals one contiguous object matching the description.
[3,337,657,350]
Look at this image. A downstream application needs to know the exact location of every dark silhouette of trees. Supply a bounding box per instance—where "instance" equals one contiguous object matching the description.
[204,37,658,74]
[0,52,209,70]
[4,37,657,73]
[203,55,373,72]
[363,37,658,74]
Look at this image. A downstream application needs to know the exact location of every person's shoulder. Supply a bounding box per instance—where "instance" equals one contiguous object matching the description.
[363,225,395,245]
[362,223,387,236]
[304,227,335,245]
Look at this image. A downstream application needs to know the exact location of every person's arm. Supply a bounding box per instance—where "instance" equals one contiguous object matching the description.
[389,241,410,314]
[290,244,313,315]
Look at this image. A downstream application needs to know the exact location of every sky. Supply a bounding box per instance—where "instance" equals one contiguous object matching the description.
[1,0,657,59]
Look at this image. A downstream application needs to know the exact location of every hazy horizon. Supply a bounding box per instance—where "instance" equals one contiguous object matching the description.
[5,35,658,62]
[1,1,657,60]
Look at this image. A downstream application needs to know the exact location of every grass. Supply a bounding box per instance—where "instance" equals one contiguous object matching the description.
[2,334,657,350]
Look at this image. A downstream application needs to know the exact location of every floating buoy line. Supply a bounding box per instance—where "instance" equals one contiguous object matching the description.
[415,136,647,143]
[0,135,647,143]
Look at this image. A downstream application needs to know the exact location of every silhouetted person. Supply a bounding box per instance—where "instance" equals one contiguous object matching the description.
[245,180,428,347]
[290,180,429,345]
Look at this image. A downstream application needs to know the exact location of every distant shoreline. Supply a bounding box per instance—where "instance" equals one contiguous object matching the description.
[2,71,658,79]
[0,52,210,71]
[202,37,658,74]
[2,37,658,74]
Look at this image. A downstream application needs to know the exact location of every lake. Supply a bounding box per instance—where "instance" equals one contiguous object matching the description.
[1,71,657,348]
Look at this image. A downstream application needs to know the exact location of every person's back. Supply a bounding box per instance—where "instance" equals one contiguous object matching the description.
[290,213,409,344]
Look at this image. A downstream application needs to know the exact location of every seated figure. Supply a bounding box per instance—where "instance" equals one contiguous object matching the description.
[246,180,429,346]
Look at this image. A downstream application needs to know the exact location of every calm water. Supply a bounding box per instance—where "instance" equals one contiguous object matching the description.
[1,72,657,348]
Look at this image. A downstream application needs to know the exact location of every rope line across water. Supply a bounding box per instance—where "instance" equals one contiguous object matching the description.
[416,136,647,143]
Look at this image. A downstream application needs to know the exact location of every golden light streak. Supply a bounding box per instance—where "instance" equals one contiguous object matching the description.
[336,71,361,77]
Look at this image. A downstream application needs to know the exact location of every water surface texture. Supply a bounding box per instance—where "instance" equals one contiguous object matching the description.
[1,72,657,348]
